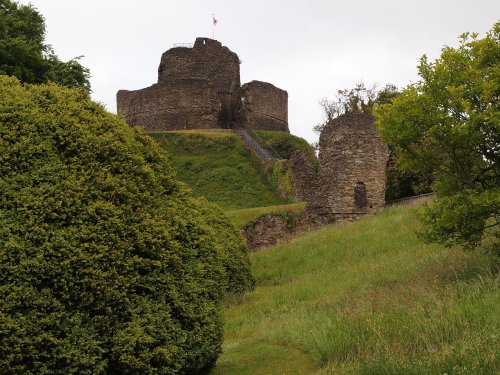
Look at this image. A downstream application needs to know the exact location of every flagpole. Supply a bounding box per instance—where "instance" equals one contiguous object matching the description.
[212,13,215,39]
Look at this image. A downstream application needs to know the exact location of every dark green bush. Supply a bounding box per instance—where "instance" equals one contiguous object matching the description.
[0,76,254,374]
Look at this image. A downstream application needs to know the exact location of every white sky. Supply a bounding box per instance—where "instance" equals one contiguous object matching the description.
[20,0,499,143]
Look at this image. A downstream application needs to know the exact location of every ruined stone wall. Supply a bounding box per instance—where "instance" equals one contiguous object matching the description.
[317,113,387,220]
[288,150,318,203]
[117,78,219,131]
[242,215,291,251]
[241,81,289,132]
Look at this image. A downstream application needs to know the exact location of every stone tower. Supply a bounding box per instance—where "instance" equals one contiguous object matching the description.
[157,37,241,127]
[117,37,289,132]
[117,38,240,131]
[318,113,387,221]
[241,81,289,132]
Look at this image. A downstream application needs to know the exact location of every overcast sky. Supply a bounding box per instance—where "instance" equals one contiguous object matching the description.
[19,0,499,143]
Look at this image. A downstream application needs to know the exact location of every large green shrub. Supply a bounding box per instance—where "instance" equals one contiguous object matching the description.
[0,76,253,374]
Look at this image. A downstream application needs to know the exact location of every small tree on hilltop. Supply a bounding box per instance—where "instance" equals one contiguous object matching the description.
[314,82,377,134]
[376,22,500,250]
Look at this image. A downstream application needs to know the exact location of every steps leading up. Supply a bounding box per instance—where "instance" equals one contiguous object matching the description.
[232,123,282,163]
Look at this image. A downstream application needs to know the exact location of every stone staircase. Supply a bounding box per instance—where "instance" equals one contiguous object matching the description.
[232,123,282,163]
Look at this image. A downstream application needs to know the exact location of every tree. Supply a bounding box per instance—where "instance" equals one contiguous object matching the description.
[0,76,254,373]
[376,22,500,250]
[0,0,90,89]
[313,82,400,134]
[385,147,433,201]
[314,82,376,134]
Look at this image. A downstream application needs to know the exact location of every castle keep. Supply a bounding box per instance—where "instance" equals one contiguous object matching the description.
[117,37,289,132]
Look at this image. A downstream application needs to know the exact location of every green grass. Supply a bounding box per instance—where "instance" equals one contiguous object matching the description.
[225,202,306,227]
[255,130,315,159]
[211,205,499,374]
[256,130,318,169]
[149,130,287,210]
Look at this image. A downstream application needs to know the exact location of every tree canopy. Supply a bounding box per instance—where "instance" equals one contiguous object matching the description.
[0,0,90,89]
[313,82,399,134]
[376,22,500,250]
[0,76,253,373]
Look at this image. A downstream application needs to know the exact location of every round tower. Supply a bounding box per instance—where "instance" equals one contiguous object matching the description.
[318,113,387,221]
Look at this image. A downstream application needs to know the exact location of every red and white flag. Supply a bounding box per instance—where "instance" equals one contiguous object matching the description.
[213,15,218,26]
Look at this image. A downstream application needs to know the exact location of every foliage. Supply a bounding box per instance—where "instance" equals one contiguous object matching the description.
[255,130,316,161]
[313,82,399,134]
[150,131,287,209]
[44,54,90,89]
[385,147,433,201]
[376,23,500,249]
[212,205,499,374]
[269,160,294,202]
[419,190,499,252]
[0,76,253,374]
[0,0,90,89]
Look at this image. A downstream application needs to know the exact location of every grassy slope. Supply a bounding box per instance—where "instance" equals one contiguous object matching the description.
[256,130,315,160]
[225,202,306,227]
[256,130,318,172]
[149,130,286,210]
[212,205,499,374]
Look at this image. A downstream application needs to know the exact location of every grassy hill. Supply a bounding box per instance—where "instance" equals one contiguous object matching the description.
[225,202,306,227]
[211,204,499,374]
[149,130,287,210]
[149,130,316,212]
[256,130,317,168]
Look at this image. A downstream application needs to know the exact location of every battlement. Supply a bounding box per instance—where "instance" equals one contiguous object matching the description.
[194,37,222,48]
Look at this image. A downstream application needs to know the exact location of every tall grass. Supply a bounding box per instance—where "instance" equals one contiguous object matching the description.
[212,205,499,374]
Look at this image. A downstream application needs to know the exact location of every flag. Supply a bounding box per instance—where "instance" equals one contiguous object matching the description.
[213,15,218,26]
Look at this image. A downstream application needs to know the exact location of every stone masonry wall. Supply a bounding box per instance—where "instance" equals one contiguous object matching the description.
[116,78,219,131]
[288,150,318,203]
[117,38,240,130]
[158,38,241,93]
[317,113,387,220]
[158,38,241,125]
[241,81,289,132]
[117,38,291,133]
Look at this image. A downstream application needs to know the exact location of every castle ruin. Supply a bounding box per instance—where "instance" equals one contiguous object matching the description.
[316,113,387,221]
[117,37,289,132]
[241,81,288,132]
[117,38,388,244]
